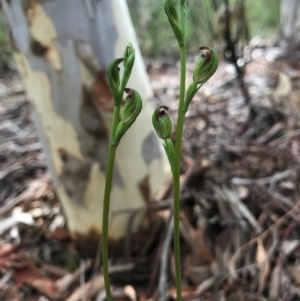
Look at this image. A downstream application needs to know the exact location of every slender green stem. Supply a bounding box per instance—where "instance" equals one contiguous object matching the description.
[172,46,186,301]
[173,2,186,299]
[102,103,121,301]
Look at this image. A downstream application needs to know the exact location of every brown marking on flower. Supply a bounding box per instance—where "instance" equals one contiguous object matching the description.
[156,105,170,119]
[124,88,134,99]
[199,46,212,63]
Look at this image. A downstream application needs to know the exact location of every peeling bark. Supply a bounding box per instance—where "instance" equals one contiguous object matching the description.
[2,0,170,254]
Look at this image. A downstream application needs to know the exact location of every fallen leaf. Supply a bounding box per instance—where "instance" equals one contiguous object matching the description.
[168,286,198,300]
[273,72,292,102]
[182,215,214,285]
[124,285,137,301]
[269,262,281,299]
[11,253,56,296]
[282,240,300,257]
[256,237,270,295]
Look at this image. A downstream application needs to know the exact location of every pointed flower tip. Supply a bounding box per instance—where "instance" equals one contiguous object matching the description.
[193,46,218,85]
[107,58,125,102]
[152,106,172,140]
[124,43,135,59]
[120,44,135,89]
[123,43,135,67]
[164,0,179,22]
[164,0,183,45]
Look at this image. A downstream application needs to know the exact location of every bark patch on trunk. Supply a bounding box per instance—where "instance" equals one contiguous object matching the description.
[58,148,91,207]
[93,72,114,113]
[142,132,162,165]
[79,84,124,187]
[27,3,62,71]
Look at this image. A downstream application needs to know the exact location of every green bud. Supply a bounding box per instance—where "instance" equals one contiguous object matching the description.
[164,0,184,46]
[123,43,135,67]
[183,82,201,113]
[152,106,174,172]
[152,106,172,140]
[107,58,124,104]
[112,88,142,146]
[120,43,135,90]
[193,47,218,85]
[164,138,175,173]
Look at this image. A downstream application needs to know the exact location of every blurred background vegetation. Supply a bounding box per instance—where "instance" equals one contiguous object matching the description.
[126,0,280,57]
[0,17,12,70]
[0,0,280,65]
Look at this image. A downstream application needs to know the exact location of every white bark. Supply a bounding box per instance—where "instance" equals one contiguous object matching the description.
[2,0,170,252]
[280,0,300,48]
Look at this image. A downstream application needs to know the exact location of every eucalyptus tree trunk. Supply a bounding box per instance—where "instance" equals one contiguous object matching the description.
[2,0,169,255]
[280,0,300,48]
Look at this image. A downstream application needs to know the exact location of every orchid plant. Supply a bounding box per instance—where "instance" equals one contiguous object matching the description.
[152,0,218,300]
[102,43,142,301]
[102,1,218,300]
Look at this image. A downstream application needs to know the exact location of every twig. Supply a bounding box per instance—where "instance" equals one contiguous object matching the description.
[268,128,300,147]
[56,259,93,292]
[0,87,25,100]
[228,226,278,281]
[80,259,86,301]
[146,244,163,298]
[0,174,51,216]
[213,185,262,233]
[41,263,68,279]
[0,270,13,287]
[139,218,164,257]
[223,0,251,106]
[0,142,42,155]
[66,275,104,301]
[0,161,46,182]
[158,218,174,301]
[111,199,172,217]
[0,132,36,145]
[228,201,300,280]
[231,169,292,186]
